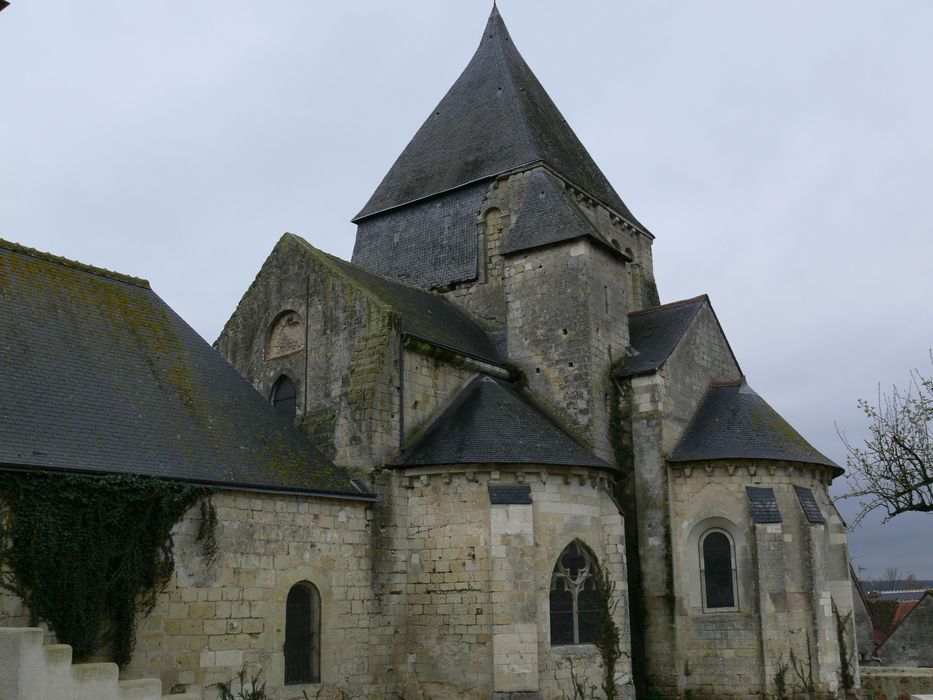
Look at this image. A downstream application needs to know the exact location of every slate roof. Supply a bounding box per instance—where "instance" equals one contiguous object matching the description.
[502,169,631,258]
[669,379,842,474]
[794,485,826,524]
[0,239,372,498]
[615,296,708,377]
[292,235,503,364]
[398,375,612,470]
[745,486,782,524]
[354,6,645,232]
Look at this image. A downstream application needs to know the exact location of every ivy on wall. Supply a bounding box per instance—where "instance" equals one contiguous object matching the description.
[0,471,213,666]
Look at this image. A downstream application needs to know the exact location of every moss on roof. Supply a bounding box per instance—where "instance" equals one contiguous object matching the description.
[0,239,371,498]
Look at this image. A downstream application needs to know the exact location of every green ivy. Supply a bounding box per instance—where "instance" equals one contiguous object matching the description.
[0,471,210,666]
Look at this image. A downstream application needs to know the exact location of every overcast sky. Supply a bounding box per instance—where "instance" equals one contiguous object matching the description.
[2,1,931,579]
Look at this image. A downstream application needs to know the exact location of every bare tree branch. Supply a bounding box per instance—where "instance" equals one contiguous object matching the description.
[838,353,933,525]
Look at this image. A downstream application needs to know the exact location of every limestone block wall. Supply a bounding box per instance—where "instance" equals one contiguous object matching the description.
[443,164,658,326]
[669,461,857,698]
[216,235,401,469]
[121,490,375,700]
[505,239,629,463]
[620,301,741,695]
[401,346,476,445]
[385,465,633,700]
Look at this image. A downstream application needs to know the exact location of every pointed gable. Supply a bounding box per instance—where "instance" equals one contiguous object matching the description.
[669,379,842,473]
[354,7,643,230]
[399,375,611,469]
[289,235,503,364]
[502,169,632,257]
[615,296,709,377]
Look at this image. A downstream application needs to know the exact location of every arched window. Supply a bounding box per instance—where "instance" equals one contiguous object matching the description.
[700,529,737,611]
[271,375,297,419]
[550,540,601,645]
[284,581,320,685]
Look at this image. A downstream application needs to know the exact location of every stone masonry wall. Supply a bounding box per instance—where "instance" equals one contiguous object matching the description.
[505,238,629,463]
[402,347,476,448]
[216,235,401,470]
[669,461,856,698]
[382,465,633,700]
[124,490,376,700]
[622,301,741,696]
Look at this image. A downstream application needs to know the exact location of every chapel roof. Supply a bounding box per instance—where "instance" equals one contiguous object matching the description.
[291,235,504,364]
[399,374,612,470]
[615,295,711,377]
[353,6,645,231]
[668,379,842,474]
[0,239,372,498]
[502,169,632,258]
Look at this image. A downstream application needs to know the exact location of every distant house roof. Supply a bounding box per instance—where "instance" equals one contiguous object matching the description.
[615,296,709,377]
[875,591,933,654]
[398,375,612,470]
[669,379,842,474]
[353,6,645,232]
[291,235,503,365]
[0,239,372,499]
[502,169,632,258]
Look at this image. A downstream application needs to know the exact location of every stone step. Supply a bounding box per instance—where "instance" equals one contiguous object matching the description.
[119,677,164,700]
[71,662,121,700]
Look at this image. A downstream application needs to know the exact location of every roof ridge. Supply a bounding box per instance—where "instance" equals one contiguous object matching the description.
[489,9,538,172]
[629,294,708,318]
[0,238,150,289]
[288,234,447,297]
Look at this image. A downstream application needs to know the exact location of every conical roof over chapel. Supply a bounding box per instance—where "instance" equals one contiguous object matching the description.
[354,6,645,231]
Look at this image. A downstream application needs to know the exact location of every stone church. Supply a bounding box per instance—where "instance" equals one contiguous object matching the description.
[0,7,858,700]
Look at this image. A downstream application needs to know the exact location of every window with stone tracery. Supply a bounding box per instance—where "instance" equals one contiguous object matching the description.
[550,540,601,645]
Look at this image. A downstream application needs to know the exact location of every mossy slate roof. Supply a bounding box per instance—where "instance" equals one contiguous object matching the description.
[0,239,371,498]
[616,296,708,377]
[354,6,645,231]
[294,235,503,364]
[669,380,841,474]
[399,375,612,470]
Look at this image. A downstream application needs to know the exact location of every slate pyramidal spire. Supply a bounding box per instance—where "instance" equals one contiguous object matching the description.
[353,6,646,232]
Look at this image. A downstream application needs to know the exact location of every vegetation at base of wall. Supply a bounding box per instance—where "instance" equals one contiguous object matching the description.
[789,634,817,700]
[594,567,623,699]
[833,604,856,698]
[773,653,790,700]
[0,471,212,666]
[213,665,266,700]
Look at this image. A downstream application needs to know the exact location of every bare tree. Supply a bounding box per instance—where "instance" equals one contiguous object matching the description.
[840,354,933,524]
[884,567,900,591]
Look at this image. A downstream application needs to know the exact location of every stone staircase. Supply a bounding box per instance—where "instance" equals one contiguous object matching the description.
[0,627,200,700]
